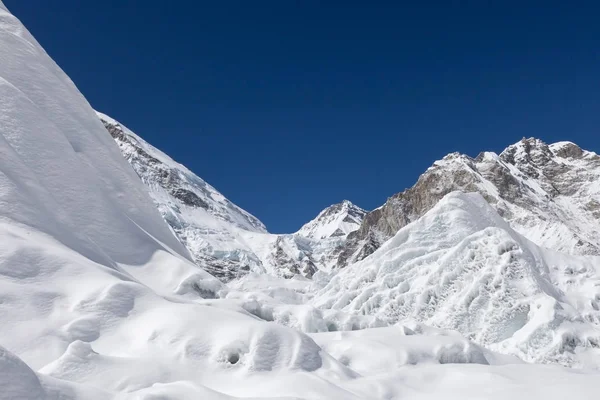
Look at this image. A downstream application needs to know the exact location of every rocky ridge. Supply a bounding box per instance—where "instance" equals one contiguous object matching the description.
[337,138,600,267]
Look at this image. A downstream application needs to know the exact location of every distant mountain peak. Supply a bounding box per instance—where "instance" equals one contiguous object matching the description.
[297,200,367,240]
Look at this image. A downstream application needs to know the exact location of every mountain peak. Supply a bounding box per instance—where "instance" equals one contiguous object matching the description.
[500,137,552,164]
[297,200,367,240]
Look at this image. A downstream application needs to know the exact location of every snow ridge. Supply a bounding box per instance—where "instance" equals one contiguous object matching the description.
[97,111,267,234]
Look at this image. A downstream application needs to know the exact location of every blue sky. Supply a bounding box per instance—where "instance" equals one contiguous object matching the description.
[7,1,600,233]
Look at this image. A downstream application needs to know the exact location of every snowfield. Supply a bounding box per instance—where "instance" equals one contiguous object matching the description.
[1,1,600,399]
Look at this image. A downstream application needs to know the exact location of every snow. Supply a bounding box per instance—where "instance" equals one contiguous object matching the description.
[97,110,268,235]
[1,2,600,399]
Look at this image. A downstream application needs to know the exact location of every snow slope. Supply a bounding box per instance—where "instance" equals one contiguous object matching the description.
[2,2,600,399]
[314,192,600,366]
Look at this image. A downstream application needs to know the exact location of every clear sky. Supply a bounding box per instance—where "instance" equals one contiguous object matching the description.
[6,1,600,233]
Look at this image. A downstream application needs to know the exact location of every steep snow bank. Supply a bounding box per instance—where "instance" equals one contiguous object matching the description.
[0,2,195,276]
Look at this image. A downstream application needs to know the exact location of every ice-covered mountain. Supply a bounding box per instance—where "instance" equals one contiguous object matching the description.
[339,138,600,267]
[297,200,366,239]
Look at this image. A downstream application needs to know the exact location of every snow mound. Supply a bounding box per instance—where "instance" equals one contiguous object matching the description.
[314,192,600,366]
[312,325,493,374]
[0,345,109,400]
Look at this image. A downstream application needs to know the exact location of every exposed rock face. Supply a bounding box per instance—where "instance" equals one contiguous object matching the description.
[338,138,600,267]
[270,236,318,277]
[99,114,266,233]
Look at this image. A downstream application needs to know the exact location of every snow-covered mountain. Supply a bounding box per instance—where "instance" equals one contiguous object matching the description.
[297,200,366,239]
[98,113,363,280]
[97,111,600,367]
[97,109,600,368]
[339,138,600,267]
[2,1,600,398]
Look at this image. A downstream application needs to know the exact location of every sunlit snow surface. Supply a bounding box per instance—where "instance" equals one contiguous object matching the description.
[1,2,600,399]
